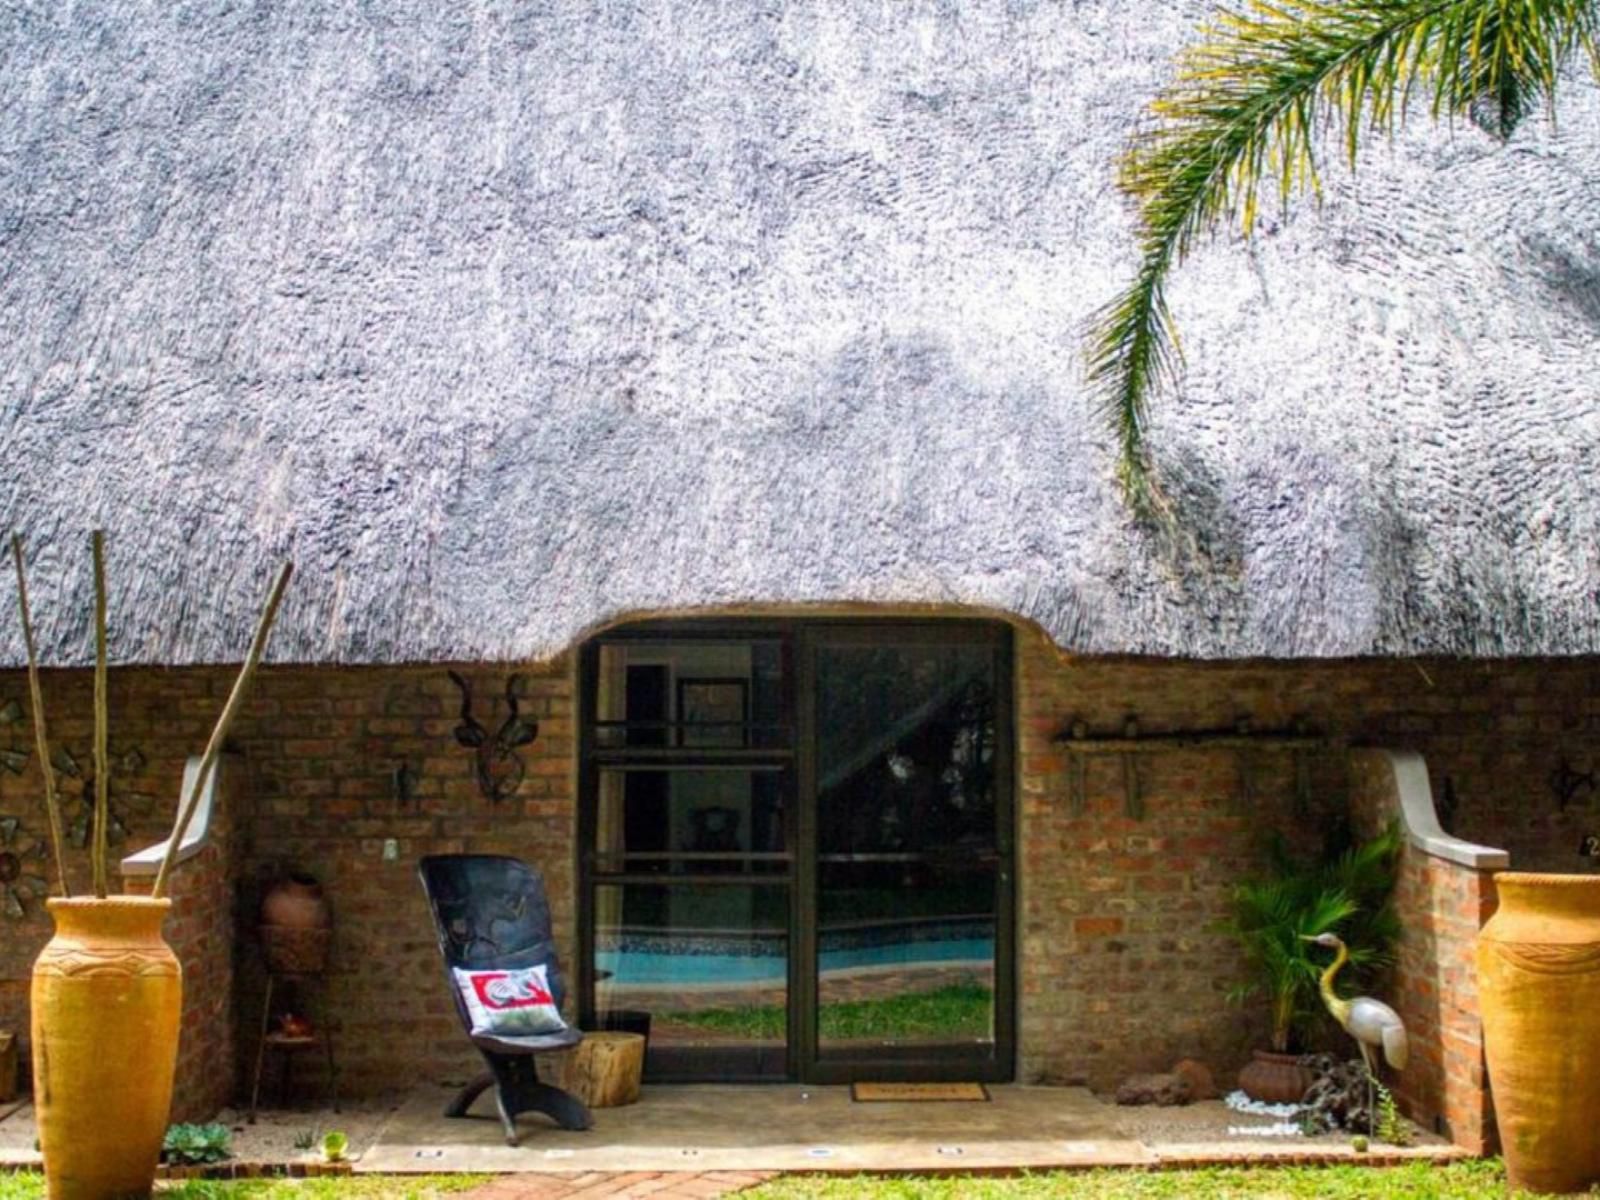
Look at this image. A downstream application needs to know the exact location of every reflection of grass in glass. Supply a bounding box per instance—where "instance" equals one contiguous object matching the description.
[668,983,992,1041]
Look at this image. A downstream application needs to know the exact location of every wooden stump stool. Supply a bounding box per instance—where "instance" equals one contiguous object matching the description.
[0,1031,16,1104]
[557,1032,644,1108]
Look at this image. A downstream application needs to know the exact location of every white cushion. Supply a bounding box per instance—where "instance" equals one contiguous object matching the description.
[452,964,568,1037]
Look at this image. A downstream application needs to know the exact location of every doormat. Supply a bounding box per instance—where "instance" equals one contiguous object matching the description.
[851,1082,990,1102]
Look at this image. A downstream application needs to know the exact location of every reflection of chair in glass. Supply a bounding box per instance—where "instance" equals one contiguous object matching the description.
[418,855,592,1144]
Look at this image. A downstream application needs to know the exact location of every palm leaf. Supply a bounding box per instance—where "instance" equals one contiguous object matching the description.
[1090,0,1600,504]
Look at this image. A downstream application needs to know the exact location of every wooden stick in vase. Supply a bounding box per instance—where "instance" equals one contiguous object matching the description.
[9,535,71,897]
[91,531,110,898]
[152,561,292,899]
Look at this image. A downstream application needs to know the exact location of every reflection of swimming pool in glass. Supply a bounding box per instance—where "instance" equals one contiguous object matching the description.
[597,936,993,986]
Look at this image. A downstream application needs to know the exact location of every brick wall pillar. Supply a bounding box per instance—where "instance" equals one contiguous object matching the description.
[1350,748,1506,1153]
[121,758,239,1123]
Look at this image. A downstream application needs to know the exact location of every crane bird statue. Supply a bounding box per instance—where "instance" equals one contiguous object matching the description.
[1302,932,1408,1131]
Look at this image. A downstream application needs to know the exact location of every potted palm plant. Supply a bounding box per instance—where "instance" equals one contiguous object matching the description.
[1222,822,1401,1103]
[13,531,290,1200]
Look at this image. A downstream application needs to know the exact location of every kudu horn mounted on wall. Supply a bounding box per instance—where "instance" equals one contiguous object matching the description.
[446,672,539,803]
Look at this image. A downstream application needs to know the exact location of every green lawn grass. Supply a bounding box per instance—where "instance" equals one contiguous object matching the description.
[0,1162,1571,1199]
[0,1176,487,1200]
[743,1161,1542,1198]
[670,982,992,1041]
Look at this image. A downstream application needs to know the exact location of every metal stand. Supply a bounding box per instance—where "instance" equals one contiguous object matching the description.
[249,972,340,1122]
[1359,1046,1378,1137]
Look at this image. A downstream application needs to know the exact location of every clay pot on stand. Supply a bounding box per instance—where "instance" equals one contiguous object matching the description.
[260,873,331,975]
[32,896,182,1200]
[1477,873,1600,1195]
[1237,1049,1315,1105]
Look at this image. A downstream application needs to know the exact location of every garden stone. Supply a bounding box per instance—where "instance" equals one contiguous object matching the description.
[1115,1072,1193,1106]
[1172,1058,1217,1100]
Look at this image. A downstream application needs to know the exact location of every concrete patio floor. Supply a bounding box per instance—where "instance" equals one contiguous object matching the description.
[357,1085,1462,1175]
[0,1085,1465,1177]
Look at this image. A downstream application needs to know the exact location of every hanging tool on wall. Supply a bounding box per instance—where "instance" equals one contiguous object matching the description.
[1065,720,1090,816]
[1054,712,1337,823]
[1120,716,1143,820]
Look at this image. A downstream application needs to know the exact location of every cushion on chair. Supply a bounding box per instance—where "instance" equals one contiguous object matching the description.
[453,964,569,1037]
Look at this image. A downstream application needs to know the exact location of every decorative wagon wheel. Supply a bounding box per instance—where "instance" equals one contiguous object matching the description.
[53,745,157,850]
[0,696,30,775]
[0,816,51,920]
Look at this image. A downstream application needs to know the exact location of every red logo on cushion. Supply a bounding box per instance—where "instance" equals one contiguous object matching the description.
[469,971,554,1011]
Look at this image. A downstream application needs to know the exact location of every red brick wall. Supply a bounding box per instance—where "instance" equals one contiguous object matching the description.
[1017,634,1318,1088]
[230,662,575,1097]
[1012,629,1598,1095]
[0,663,574,1104]
[1349,751,1498,1151]
[0,668,226,1092]
[0,634,1595,1132]
[122,757,241,1122]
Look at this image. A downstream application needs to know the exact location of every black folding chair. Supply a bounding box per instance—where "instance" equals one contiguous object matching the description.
[418,854,592,1144]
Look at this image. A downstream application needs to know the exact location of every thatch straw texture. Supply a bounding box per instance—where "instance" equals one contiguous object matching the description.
[3,3,1598,664]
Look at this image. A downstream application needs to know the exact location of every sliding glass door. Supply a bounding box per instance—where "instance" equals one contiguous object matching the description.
[800,628,1012,1081]
[579,621,1012,1083]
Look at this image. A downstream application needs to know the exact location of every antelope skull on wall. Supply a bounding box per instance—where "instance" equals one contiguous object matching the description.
[446,671,539,803]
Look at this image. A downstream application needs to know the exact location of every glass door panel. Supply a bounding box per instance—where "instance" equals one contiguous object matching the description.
[584,632,795,1081]
[809,636,1009,1078]
[593,881,789,1080]
[593,639,788,750]
[592,768,789,876]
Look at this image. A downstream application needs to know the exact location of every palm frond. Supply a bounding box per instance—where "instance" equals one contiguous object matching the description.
[1451,0,1600,129]
[1297,887,1358,938]
[1089,0,1600,503]
[1324,818,1402,895]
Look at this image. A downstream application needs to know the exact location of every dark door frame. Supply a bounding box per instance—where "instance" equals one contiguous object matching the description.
[576,617,1016,1084]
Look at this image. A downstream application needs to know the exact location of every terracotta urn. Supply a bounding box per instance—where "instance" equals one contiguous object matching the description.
[260,873,329,929]
[1236,1049,1314,1105]
[1477,873,1600,1195]
[260,873,332,975]
[32,896,181,1200]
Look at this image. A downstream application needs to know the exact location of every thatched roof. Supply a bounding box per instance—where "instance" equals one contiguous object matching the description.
[4,3,1599,666]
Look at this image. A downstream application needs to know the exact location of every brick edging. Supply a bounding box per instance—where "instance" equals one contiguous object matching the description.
[0,1147,1477,1186]
[158,1160,355,1180]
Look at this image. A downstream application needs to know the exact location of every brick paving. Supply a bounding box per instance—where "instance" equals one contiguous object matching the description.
[459,1170,778,1199]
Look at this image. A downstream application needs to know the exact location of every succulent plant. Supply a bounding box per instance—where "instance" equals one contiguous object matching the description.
[162,1123,231,1165]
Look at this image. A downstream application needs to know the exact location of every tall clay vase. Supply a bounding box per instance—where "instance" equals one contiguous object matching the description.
[1476,874,1600,1195]
[31,897,182,1200]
